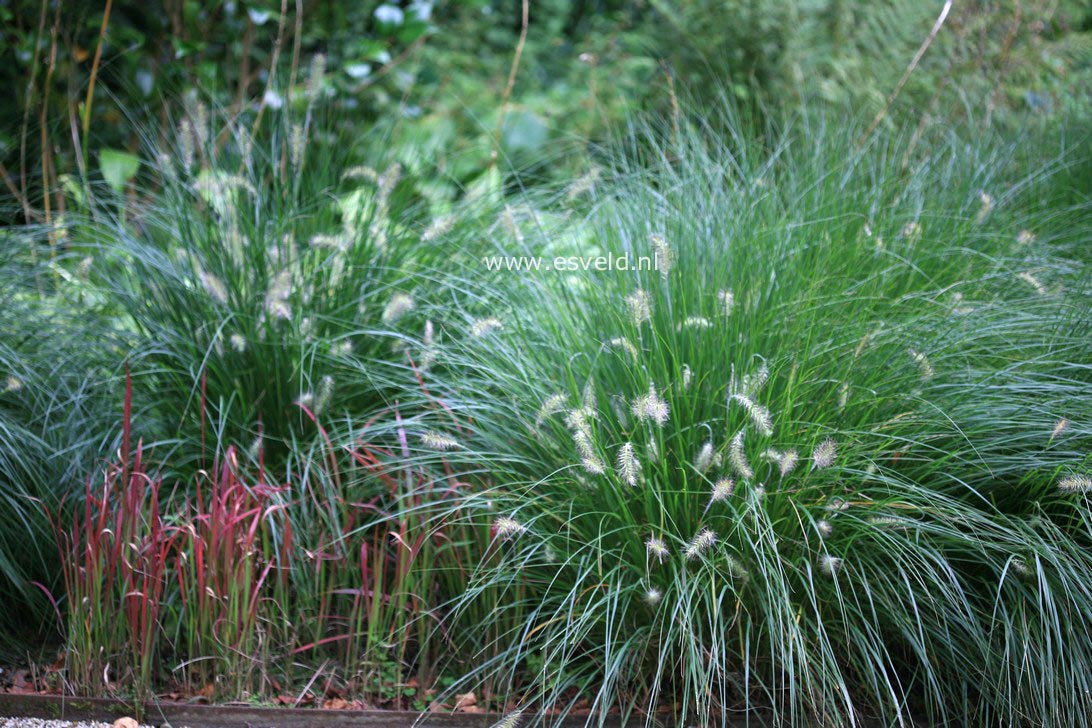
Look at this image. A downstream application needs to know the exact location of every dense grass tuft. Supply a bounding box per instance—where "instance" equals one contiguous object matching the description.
[426,112,1092,725]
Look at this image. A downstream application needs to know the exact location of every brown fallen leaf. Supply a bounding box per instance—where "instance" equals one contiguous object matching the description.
[323,697,349,710]
[453,691,477,710]
[112,718,140,728]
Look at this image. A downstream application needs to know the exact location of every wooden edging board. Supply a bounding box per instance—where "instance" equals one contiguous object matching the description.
[0,694,648,727]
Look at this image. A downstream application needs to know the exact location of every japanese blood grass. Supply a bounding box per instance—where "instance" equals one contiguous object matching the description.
[421,114,1092,725]
[40,368,491,703]
[45,371,168,703]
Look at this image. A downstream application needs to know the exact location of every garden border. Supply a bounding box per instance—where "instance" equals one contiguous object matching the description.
[0,694,617,727]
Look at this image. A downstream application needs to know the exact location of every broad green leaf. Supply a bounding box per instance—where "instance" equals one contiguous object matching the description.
[99,149,140,193]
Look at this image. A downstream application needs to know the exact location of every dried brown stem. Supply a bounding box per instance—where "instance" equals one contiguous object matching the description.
[492,0,530,164]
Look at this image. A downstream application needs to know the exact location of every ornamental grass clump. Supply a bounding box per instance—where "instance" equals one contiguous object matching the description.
[64,98,490,475]
[430,111,1092,726]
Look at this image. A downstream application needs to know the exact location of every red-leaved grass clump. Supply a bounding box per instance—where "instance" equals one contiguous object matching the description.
[48,372,169,701]
[174,446,291,697]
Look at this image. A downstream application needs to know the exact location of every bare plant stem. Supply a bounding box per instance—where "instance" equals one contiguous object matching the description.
[82,0,115,172]
[40,0,61,266]
[492,0,530,164]
[857,0,953,147]
[19,0,48,229]
[252,0,290,137]
[286,0,304,109]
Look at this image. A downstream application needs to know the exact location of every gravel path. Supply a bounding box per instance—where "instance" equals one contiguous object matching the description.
[0,720,155,728]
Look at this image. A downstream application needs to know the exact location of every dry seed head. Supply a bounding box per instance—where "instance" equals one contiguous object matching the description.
[582,377,597,410]
[300,317,315,339]
[314,375,334,415]
[646,536,669,563]
[308,53,326,101]
[868,515,907,529]
[741,362,769,398]
[838,382,849,410]
[681,364,692,391]
[490,708,525,728]
[725,553,750,581]
[1010,557,1031,578]
[500,207,524,244]
[382,293,416,325]
[901,221,922,240]
[419,349,438,372]
[976,191,994,223]
[1050,418,1069,442]
[820,554,843,576]
[626,288,651,326]
[295,391,315,410]
[607,337,639,360]
[1017,229,1036,245]
[710,478,735,505]
[265,270,293,320]
[908,348,934,381]
[493,516,526,540]
[237,127,253,167]
[647,436,659,461]
[331,340,353,357]
[616,442,640,486]
[729,430,753,480]
[289,123,306,172]
[812,438,837,470]
[421,431,460,451]
[817,520,833,538]
[731,393,773,437]
[4,375,23,393]
[535,393,569,427]
[717,289,734,317]
[565,406,597,436]
[581,456,606,476]
[694,442,715,473]
[1017,272,1047,295]
[572,427,596,458]
[470,317,503,339]
[199,271,229,305]
[247,434,262,460]
[1058,474,1091,493]
[342,165,378,183]
[377,162,401,199]
[229,333,247,353]
[632,382,670,427]
[684,528,717,560]
[644,588,663,607]
[779,449,799,477]
[610,394,630,428]
[192,103,208,149]
[422,215,455,242]
[651,234,673,278]
[677,316,712,331]
[179,118,195,171]
[573,430,604,475]
[826,497,849,513]
[566,167,600,200]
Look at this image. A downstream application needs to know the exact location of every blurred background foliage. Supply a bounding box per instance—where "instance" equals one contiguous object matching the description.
[2,0,1091,227]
